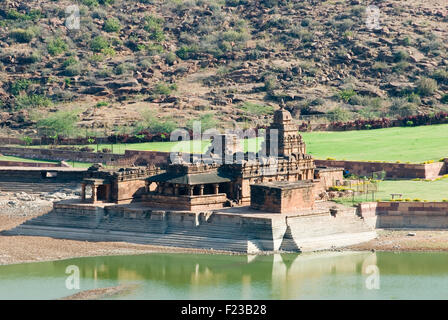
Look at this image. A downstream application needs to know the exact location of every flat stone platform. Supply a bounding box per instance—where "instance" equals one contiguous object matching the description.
[2,200,377,253]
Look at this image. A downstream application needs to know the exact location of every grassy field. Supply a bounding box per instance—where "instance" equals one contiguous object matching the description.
[301,124,448,163]
[13,124,448,163]
[26,138,263,155]
[376,179,448,201]
[336,178,448,206]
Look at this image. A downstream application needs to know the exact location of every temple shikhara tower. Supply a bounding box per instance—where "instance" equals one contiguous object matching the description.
[264,104,307,157]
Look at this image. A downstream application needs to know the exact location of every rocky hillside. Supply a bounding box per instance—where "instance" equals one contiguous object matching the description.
[0,0,447,138]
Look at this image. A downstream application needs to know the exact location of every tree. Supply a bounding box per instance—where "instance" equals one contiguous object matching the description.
[22,136,32,148]
[37,110,79,138]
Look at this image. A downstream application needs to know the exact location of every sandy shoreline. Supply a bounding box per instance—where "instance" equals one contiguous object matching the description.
[0,192,237,266]
[0,214,238,266]
[2,193,448,266]
[3,215,448,266]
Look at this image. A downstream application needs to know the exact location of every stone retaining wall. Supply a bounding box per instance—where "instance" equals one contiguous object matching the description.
[0,147,181,167]
[0,160,63,167]
[315,159,447,179]
[0,168,86,183]
[0,146,127,164]
[3,201,376,253]
[358,201,448,228]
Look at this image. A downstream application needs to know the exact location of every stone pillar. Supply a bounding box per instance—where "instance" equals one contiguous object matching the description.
[213,184,219,194]
[188,185,194,196]
[91,185,97,203]
[199,184,204,196]
[81,183,86,202]
[174,184,179,196]
[105,184,111,202]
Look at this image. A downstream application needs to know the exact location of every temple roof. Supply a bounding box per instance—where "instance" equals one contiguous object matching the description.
[147,171,233,185]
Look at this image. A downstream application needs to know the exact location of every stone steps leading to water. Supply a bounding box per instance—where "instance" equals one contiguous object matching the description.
[3,202,377,253]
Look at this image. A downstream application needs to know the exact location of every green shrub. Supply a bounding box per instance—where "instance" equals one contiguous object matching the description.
[137,111,177,134]
[98,0,114,4]
[10,79,32,96]
[114,62,135,75]
[64,63,82,76]
[416,77,438,96]
[432,69,448,84]
[441,94,448,104]
[226,0,247,6]
[334,19,355,32]
[81,0,99,7]
[14,94,52,110]
[187,113,218,132]
[389,98,417,117]
[406,93,421,104]
[393,50,409,62]
[95,101,109,107]
[90,36,110,52]
[176,45,198,60]
[401,36,412,46]
[329,107,351,122]
[144,15,165,42]
[6,9,41,21]
[372,62,389,72]
[63,57,79,68]
[37,110,79,137]
[263,76,278,92]
[239,102,274,116]
[164,52,177,65]
[103,18,121,33]
[329,186,351,192]
[146,43,164,55]
[338,89,357,103]
[151,82,177,96]
[47,38,68,55]
[10,28,35,43]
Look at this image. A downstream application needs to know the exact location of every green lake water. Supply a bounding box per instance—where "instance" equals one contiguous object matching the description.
[1,251,448,299]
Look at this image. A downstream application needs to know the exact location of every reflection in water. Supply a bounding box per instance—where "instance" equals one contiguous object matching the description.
[0,251,448,299]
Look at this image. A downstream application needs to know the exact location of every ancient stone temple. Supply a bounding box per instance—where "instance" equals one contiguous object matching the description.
[143,162,233,210]
[80,164,161,204]
[142,105,329,211]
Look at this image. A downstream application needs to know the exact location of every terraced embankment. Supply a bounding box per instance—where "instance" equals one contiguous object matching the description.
[3,200,376,253]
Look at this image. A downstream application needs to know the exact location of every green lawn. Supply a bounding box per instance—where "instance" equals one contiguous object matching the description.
[26,138,263,155]
[301,124,448,163]
[96,124,448,162]
[336,178,448,206]
[376,179,448,201]
[14,124,448,163]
